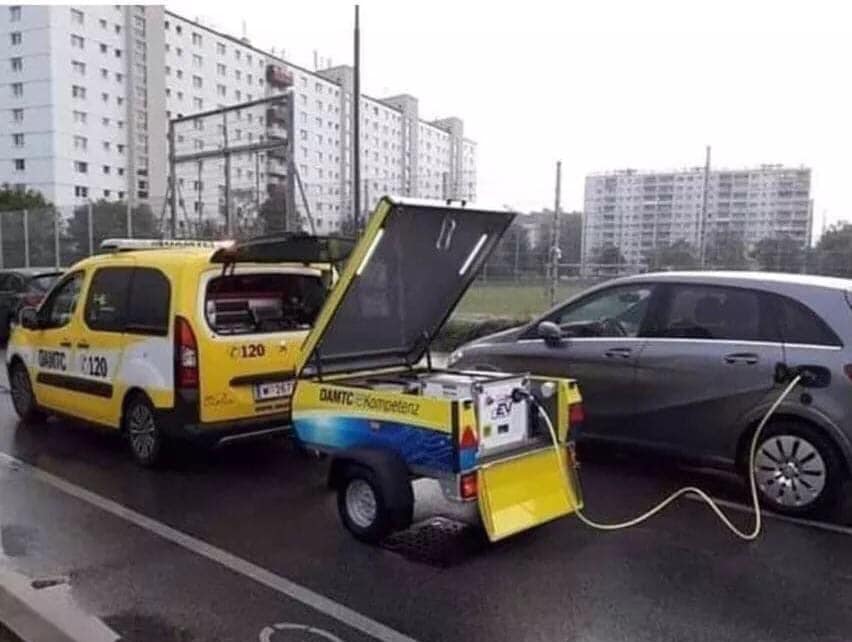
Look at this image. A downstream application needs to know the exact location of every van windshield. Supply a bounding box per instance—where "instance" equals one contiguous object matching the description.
[205,272,326,335]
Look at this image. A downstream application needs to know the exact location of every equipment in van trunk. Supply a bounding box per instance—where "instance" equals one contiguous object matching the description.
[290,197,584,543]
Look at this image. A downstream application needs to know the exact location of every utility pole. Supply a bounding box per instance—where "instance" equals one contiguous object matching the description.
[255,152,261,219]
[223,112,231,236]
[699,144,711,267]
[168,120,177,238]
[549,161,562,307]
[352,4,361,229]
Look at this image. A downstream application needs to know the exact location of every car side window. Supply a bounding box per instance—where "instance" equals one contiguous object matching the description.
[546,285,654,338]
[650,284,766,341]
[41,272,85,329]
[126,268,170,336]
[84,267,133,332]
[764,292,841,347]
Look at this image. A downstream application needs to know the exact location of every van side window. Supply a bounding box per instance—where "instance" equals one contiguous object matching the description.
[764,293,841,347]
[126,268,170,335]
[41,272,85,329]
[84,267,132,332]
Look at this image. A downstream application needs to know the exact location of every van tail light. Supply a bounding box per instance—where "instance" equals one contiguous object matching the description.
[460,472,478,500]
[460,425,478,449]
[175,316,199,388]
[569,402,585,428]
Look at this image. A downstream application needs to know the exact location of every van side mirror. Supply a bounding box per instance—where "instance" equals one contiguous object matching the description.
[537,321,563,347]
[19,307,39,330]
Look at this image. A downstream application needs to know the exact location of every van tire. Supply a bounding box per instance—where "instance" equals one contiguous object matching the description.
[337,464,401,544]
[9,361,44,423]
[123,393,166,467]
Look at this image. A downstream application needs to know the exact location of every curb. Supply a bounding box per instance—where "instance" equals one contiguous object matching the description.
[0,569,118,642]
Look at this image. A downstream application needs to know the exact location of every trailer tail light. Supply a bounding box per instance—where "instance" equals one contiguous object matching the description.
[844,364,852,382]
[460,425,478,449]
[175,316,199,388]
[460,472,478,500]
[569,402,585,428]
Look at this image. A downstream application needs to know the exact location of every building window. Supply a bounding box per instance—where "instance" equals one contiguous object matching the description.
[71,8,83,24]
[192,32,202,46]
[74,161,88,173]
[176,69,183,79]
[216,42,226,55]
[11,57,22,72]
[74,186,88,198]
[74,135,87,150]
[12,133,23,147]
[14,159,24,171]
[115,24,121,34]
[234,90,241,101]
[9,6,21,22]
[217,84,226,97]
[115,48,122,58]
[100,43,108,54]
[100,18,107,29]
[12,108,23,123]
[217,63,226,76]
[192,75,202,89]
[11,82,23,98]
[235,49,241,61]
[116,72,123,82]
[235,69,241,81]
[175,24,182,35]
[193,97,203,110]
[71,34,84,49]
[117,144,125,154]
[103,141,110,151]
[73,110,87,124]
[10,32,21,45]
[192,54,202,67]
[72,85,86,99]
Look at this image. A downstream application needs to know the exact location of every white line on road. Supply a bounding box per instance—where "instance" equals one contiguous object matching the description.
[683,493,852,537]
[0,452,417,642]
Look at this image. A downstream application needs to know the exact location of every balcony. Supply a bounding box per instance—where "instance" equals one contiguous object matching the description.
[267,106,288,127]
[266,64,294,89]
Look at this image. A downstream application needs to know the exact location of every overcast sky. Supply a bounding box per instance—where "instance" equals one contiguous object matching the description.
[168,0,851,232]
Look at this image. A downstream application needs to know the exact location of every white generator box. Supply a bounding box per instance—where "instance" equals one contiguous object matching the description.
[420,373,530,453]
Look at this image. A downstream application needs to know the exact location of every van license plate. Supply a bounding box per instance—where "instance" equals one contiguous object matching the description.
[253,380,294,401]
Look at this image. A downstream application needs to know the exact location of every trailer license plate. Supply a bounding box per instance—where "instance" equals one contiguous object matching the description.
[253,380,294,401]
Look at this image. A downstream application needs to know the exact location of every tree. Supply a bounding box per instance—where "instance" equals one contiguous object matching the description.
[590,244,626,266]
[704,230,748,269]
[814,223,852,277]
[751,234,806,273]
[643,239,699,271]
[486,223,533,279]
[0,186,59,267]
[258,188,301,235]
[65,200,160,262]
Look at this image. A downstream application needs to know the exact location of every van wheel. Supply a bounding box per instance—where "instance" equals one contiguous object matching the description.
[124,394,165,467]
[337,465,397,544]
[9,362,44,423]
[753,420,845,517]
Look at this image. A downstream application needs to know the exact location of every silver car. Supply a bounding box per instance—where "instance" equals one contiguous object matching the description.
[449,272,852,517]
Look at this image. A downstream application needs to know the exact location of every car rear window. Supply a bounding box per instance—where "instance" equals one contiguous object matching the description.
[205,272,325,335]
[30,274,60,293]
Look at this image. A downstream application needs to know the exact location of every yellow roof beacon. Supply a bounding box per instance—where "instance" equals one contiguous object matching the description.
[291,196,584,544]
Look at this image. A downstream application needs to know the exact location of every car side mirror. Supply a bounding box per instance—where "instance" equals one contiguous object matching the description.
[537,321,563,347]
[19,307,39,330]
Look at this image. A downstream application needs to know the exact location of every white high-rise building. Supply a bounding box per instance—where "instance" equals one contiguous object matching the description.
[582,165,812,270]
[0,5,477,232]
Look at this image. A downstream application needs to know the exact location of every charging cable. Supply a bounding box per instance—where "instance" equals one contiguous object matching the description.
[531,374,802,540]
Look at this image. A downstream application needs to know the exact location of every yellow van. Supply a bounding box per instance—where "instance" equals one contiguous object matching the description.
[6,235,353,466]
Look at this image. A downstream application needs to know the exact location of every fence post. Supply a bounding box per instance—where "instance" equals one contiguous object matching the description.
[23,209,30,268]
[126,199,132,239]
[87,201,94,256]
[54,209,61,268]
[0,211,4,269]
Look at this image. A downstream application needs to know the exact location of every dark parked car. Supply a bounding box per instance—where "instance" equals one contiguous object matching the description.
[449,272,852,517]
[0,268,63,342]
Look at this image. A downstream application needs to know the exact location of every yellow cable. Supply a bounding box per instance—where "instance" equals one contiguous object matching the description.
[536,374,802,541]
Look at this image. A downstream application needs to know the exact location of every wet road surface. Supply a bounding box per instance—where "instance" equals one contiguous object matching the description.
[0,388,851,641]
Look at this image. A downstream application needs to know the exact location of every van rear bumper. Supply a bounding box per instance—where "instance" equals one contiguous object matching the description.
[156,390,292,446]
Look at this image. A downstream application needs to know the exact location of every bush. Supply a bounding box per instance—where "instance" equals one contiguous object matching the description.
[432,316,525,353]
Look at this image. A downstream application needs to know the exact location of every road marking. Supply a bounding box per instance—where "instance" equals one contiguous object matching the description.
[260,622,345,642]
[683,493,852,537]
[0,452,417,642]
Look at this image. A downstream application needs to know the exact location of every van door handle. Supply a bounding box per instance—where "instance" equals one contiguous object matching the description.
[77,342,90,350]
[604,347,632,359]
[59,340,72,348]
[724,352,758,365]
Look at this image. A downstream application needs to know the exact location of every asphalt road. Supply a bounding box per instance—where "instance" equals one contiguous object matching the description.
[1,388,852,641]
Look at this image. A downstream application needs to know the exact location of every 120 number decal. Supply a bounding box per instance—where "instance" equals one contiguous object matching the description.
[234,344,266,359]
[80,355,108,378]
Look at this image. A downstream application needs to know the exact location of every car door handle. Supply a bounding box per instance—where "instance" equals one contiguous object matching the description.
[724,352,758,365]
[59,340,72,348]
[604,347,632,359]
[77,342,90,350]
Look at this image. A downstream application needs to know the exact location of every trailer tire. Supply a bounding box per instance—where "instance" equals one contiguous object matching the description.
[336,462,412,544]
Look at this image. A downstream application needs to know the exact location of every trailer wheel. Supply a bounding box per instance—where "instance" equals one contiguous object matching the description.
[337,464,398,544]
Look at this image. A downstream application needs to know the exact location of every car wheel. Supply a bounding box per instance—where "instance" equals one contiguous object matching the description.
[337,465,396,544]
[9,362,44,423]
[124,393,165,467]
[753,420,845,517]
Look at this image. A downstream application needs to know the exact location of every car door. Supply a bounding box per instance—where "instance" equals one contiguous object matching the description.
[489,282,657,436]
[31,271,87,416]
[631,282,783,462]
[77,264,135,426]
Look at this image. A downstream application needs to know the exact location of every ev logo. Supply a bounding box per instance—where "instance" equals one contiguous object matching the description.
[491,399,513,420]
[259,622,344,642]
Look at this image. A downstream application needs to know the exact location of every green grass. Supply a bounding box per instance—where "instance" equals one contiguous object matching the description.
[455,280,597,319]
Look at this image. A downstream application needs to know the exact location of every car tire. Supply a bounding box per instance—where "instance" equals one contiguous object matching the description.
[9,361,44,423]
[752,420,845,517]
[337,464,400,544]
[123,393,166,468]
